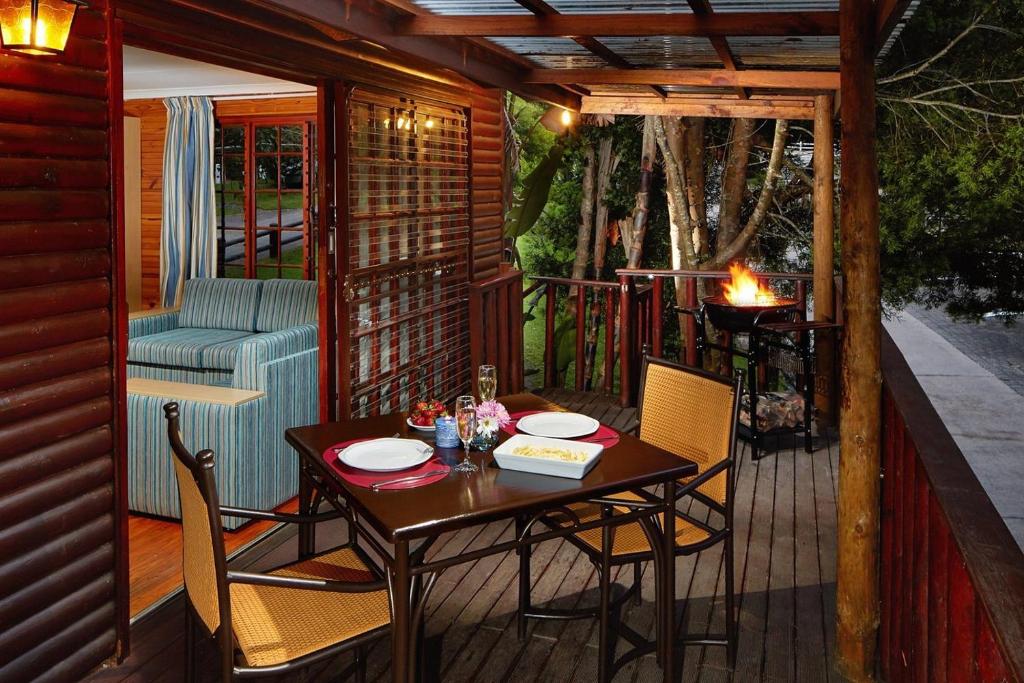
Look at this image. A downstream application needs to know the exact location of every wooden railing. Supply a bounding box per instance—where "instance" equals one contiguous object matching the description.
[469,268,524,396]
[880,330,1024,682]
[529,269,815,406]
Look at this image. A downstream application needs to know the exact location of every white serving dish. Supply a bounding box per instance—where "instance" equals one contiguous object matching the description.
[406,417,436,432]
[492,434,604,480]
[338,438,433,472]
[516,411,600,439]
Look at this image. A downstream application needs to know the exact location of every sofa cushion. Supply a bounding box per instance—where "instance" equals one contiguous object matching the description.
[255,279,318,332]
[179,278,263,332]
[129,328,253,369]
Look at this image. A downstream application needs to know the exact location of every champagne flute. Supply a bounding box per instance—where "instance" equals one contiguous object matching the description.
[454,395,478,473]
[478,365,497,402]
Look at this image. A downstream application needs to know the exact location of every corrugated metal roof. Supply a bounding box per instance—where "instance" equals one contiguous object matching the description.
[410,0,921,72]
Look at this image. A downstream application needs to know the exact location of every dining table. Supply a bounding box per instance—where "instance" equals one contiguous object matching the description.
[284,393,698,683]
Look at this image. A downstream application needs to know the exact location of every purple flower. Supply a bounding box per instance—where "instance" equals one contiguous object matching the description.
[476,399,511,426]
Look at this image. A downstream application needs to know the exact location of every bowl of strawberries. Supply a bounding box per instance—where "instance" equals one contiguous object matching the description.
[407,398,448,431]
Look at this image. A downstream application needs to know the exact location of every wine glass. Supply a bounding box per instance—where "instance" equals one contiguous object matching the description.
[478,365,497,402]
[454,395,478,473]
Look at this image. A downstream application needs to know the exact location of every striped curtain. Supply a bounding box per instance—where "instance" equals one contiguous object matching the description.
[160,96,217,308]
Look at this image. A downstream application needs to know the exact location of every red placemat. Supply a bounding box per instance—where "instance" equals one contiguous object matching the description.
[322,438,451,491]
[502,411,620,448]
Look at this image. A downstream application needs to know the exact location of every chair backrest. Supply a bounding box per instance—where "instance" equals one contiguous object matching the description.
[636,357,741,506]
[255,279,318,332]
[163,402,230,636]
[179,278,263,332]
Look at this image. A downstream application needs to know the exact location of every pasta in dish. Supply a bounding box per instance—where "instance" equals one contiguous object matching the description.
[511,445,588,463]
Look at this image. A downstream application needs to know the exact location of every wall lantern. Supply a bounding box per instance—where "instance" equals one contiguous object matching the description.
[539,106,576,133]
[0,0,87,56]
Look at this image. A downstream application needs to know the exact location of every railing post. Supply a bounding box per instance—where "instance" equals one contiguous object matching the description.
[685,277,698,366]
[604,289,614,394]
[651,277,663,358]
[575,286,587,391]
[619,274,635,408]
[544,284,557,389]
[510,271,524,394]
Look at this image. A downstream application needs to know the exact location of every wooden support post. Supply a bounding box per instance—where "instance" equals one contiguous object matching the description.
[575,286,587,391]
[836,1,883,681]
[814,93,837,428]
[604,289,615,394]
[544,284,557,388]
[685,277,698,366]
[651,277,664,358]
[618,274,635,407]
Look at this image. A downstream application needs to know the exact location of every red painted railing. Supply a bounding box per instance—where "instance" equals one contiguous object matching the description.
[880,330,1024,682]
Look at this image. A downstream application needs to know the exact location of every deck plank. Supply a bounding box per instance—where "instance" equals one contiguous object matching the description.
[88,390,839,683]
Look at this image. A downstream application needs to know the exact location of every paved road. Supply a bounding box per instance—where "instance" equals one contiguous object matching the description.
[907,304,1024,397]
[886,308,1024,550]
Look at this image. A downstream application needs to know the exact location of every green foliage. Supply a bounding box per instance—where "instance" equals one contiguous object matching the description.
[877,0,1024,319]
[505,142,565,239]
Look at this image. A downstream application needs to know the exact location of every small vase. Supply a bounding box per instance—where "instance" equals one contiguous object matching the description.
[472,430,499,451]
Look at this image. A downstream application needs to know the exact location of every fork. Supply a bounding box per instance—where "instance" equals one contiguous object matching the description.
[371,469,448,491]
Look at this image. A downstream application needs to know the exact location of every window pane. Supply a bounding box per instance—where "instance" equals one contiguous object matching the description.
[220,228,246,277]
[280,155,303,190]
[255,193,279,227]
[281,125,303,152]
[280,192,303,228]
[255,156,278,190]
[256,126,278,152]
[219,192,244,229]
[222,156,244,189]
[223,126,245,153]
[280,230,304,267]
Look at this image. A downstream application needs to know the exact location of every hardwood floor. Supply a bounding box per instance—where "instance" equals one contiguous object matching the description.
[128,499,299,618]
[96,390,841,681]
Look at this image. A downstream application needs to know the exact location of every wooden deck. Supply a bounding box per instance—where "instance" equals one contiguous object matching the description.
[87,389,841,682]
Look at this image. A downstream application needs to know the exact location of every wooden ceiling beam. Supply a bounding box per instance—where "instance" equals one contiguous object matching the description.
[684,0,747,99]
[526,68,840,90]
[259,0,579,109]
[509,0,666,98]
[581,95,816,119]
[396,12,840,38]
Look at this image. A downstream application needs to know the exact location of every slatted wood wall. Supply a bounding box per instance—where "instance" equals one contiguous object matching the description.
[123,95,317,307]
[0,0,126,679]
[469,89,505,280]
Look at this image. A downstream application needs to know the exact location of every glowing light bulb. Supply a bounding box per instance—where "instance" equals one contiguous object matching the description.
[425,118,434,129]
[560,109,572,126]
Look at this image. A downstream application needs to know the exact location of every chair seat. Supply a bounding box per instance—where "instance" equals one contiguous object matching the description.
[128,328,253,370]
[569,492,712,557]
[230,546,390,668]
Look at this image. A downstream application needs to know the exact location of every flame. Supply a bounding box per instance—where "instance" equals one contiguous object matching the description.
[722,263,777,306]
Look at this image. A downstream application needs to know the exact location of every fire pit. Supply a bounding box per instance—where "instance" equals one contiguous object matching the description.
[702,294,799,334]
[702,264,798,333]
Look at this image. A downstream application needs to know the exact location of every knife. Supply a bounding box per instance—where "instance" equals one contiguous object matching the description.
[371,469,448,491]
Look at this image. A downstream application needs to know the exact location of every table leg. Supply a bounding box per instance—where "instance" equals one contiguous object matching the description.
[663,479,676,682]
[392,540,412,683]
[298,464,314,558]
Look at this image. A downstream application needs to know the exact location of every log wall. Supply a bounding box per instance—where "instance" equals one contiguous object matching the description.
[0,0,127,679]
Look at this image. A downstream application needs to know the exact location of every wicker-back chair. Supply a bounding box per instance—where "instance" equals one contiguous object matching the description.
[518,357,742,681]
[164,402,391,682]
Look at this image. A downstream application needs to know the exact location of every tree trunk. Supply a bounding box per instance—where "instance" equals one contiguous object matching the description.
[709,119,790,268]
[592,138,619,277]
[682,117,709,259]
[626,117,657,269]
[717,118,756,254]
[568,144,596,316]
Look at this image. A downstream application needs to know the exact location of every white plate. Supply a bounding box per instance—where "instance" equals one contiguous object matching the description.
[493,434,604,479]
[338,438,433,472]
[407,417,436,432]
[516,412,600,439]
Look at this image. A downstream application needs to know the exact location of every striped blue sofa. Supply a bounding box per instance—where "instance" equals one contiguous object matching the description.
[127,278,319,528]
